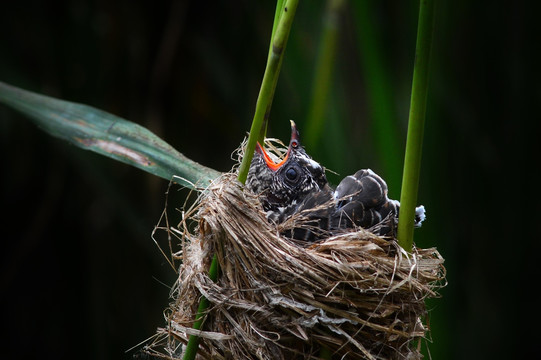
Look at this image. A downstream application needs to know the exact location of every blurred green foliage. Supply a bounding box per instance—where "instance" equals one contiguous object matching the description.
[1,1,538,359]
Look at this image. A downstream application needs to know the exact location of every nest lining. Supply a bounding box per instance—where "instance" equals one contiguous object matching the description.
[145,170,446,360]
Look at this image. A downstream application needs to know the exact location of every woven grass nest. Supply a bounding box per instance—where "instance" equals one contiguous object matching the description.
[145,154,446,360]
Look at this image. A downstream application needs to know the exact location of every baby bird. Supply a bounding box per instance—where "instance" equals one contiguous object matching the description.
[246,121,425,241]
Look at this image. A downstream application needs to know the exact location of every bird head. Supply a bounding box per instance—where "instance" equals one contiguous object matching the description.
[246,121,328,211]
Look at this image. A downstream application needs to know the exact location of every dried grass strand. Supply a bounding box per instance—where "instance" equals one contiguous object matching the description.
[146,170,445,360]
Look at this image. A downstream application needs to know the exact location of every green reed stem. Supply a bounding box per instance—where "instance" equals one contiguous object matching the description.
[271,0,286,51]
[351,0,402,193]
[397,0,435,252]
[182,254,219,360]
[183,2,299,359]
[305,0,344,149]
[237,0,299,184]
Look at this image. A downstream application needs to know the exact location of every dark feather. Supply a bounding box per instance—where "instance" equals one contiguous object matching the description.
[246,123,426,241]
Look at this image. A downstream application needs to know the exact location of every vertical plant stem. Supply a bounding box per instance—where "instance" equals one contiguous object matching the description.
[270,0,287,52]
[264,4,344,357]
[238,0,299,184]
[305,0,345,149]
[183,2,299,359]
[397,0,435,252]
[303,4,344,359]
[260,0,286,141]
[182,254,219,359]
[351,0,402,193]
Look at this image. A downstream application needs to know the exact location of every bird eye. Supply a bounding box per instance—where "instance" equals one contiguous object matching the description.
[285,167,298,181]
[291,140,299,149]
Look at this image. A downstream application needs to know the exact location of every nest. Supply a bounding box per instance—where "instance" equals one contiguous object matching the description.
[144,168,446,360]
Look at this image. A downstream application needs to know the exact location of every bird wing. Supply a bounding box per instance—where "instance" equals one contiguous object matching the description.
[332,169,399,233]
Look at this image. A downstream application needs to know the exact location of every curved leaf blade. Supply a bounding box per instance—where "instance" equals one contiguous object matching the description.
[0,81,221,189]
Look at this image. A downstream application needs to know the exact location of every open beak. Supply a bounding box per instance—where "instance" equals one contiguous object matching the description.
[255,142,288,171]
[256,120,299,171]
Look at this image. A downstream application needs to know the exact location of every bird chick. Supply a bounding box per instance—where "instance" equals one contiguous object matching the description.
[246,121,425,241]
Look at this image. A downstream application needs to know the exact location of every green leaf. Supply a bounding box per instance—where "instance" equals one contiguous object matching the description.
[0,81,221,189]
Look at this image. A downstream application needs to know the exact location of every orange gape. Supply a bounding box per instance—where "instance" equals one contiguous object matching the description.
[246,121,426,241]
[255,142,290,171]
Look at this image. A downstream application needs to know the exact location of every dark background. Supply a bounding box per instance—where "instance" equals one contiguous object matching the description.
[1,1,539,359]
